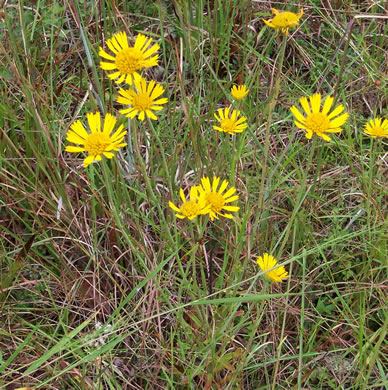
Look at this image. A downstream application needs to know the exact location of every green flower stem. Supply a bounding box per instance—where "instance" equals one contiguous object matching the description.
[368,137,375,196]
[88,162,99,254]
[297,250,307,389]
[147,119,174,197]
[275,137,318,256]
[258,35,287,211]
[99,159,149,271]
[125,116,135,174]
[131,122,175,243]
[230,131,246,182]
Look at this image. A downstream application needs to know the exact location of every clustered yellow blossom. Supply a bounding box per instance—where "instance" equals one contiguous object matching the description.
[213,107,247,134]
[363,117,388,138]
[99,32,159,85]
[257,253,289,282]
[118,78,168,121]
[231,84,249,100]
[65,112,127,167]
[290,93,349,141]
[66,31,168,168]
[169,186,210,220]
[263,8,303,35]
[169,177,239,221]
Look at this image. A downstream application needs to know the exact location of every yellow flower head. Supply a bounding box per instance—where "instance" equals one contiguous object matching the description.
[213,107,247,134]
[257,253,289,283]
[99,32,159,85]
[364,117,388,138]
[231,84,249,100]
[263,8,303,35]
[290,93,349,141]
[117,78,168,121]
[65,112,127,168]
[197,177,239,221]
[169,186,210,220]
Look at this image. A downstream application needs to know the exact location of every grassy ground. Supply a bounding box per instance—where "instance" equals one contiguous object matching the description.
[0,0,387,389]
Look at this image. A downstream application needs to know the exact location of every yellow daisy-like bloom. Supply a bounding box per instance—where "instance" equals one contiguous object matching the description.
[257,253,289,283]
[263,8,303,35]
[290,93,349,141]
[99,31,159,85]
[213,107,247,134]
[197,177,239,221]
[364,117,388,138]
[231,84,249,100]
[65,112,127,167]
[117,78,168,121]
[169,186,210,220]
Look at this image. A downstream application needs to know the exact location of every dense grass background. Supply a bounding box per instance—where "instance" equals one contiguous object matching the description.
[0,0,387,388]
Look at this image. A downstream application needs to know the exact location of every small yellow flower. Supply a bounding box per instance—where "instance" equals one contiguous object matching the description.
[257,253,289,283]
[364,117,388,138]
[117,78,168,121]
[65,112,127,167]
[231,84,249,100]
[169,186,210,220]
[263,8,303,35]
[290,93,349,141]
[213,107,247,134]
[197,177,239,221]
[99,32,159,85]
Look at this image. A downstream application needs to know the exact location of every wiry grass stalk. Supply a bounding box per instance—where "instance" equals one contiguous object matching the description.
[258,34,287,211]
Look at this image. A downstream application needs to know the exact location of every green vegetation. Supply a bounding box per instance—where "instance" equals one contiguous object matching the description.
[0,0,387,388]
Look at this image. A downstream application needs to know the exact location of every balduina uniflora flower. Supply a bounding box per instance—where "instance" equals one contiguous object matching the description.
[231,84,249,100]
[263,8,303,35]
[169,186,210,220]
[117,78,168,121]
[197,177,239,221]
[257,253,289,282]
[99,32,159,85]
[65,112,127,167]
[364,117,388,138]
[290,93,349,141]
[213,107,247,134]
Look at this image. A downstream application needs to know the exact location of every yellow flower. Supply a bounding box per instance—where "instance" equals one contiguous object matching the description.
[257,253,289,282]
[213,107,247,134]
[290,93,349,141]
[197,177,239,221]
[231,84,249,100]
[99,32,159,85]
[169,186,210,220]
[117,78,168,121]
[364,117,388,138]
[65,112,127,167]
[263,8,303,35]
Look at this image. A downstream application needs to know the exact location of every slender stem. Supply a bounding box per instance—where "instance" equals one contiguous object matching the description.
[258,35,287,211]
[131,122,175,243]
[147,119,174,197]
[333,19,354,99]
[125,116,135,173]
[275,136,318,256]
[297,250,306,390]
[230,132,246,182]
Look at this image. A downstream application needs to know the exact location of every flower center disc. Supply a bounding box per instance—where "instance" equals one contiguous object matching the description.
[133,93,153,110]
[221,118,236,133]
[206,192,225,212]
[84,133,110,156]
[372,126,384,136]
[181,201,201,218]
[305,113,330,133]
[115,48,143,74]
[274,12,298,27]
